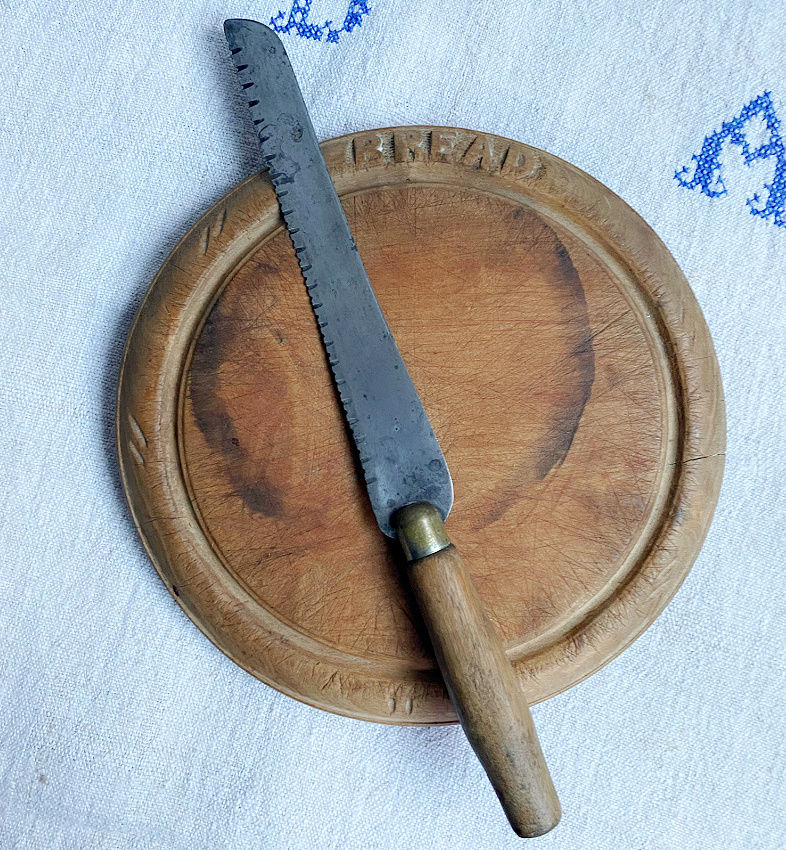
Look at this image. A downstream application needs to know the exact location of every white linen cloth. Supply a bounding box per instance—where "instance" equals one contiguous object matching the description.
[1,2,784,847]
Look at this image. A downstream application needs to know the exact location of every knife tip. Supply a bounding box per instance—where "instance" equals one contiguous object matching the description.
[223,18,286,62]
[223,18,278,42]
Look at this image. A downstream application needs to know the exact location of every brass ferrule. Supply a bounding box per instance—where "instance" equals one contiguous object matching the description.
[393,502,452,562]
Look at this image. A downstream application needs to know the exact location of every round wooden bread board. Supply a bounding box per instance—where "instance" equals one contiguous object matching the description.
[118,126,725,725]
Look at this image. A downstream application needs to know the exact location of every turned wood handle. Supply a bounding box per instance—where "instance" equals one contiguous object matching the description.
[394,503,561,838]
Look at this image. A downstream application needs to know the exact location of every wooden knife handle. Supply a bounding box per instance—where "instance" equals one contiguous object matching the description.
[394,503,561,838]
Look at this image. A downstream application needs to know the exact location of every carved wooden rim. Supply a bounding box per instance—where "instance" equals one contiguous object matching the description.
[117,127,725,724]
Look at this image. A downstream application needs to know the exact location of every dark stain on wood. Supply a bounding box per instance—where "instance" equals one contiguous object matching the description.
[253,260,284,278]
[535,238,595,479]
[189,307,284,517]
[475,220,595,530]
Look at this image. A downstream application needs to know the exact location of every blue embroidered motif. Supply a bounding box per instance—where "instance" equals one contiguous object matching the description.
[326,1,370,42]
[270,1,371,43]
[675,92,786,228]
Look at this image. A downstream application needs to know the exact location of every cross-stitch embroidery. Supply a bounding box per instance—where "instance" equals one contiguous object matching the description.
[270,1,371,44]
[675,92,786,228]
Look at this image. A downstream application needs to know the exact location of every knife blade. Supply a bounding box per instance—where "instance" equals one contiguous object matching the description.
[224,18,560,837]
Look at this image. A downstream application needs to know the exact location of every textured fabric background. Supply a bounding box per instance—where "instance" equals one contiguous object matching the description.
[1,2,784,847]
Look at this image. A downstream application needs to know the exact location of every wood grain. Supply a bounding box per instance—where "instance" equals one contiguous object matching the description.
[117,126,725,725]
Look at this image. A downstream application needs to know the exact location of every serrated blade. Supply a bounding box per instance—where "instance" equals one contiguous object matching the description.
[224,19,453,537]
